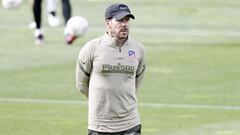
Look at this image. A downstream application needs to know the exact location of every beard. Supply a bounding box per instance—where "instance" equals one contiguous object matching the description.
[111,28,129,39]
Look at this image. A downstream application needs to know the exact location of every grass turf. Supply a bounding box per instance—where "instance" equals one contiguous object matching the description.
[0,0,240,135]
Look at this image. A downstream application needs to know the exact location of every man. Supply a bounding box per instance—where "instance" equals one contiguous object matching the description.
[32,0,72,44]
[76,3,146,135]
[29,0,60,29]
[46,0,60,27]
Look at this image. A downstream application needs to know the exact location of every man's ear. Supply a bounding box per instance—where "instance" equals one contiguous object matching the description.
[105,19,110,25]
[105,19,111,29]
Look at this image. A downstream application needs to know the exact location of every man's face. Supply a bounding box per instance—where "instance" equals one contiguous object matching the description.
[106,16,130,40]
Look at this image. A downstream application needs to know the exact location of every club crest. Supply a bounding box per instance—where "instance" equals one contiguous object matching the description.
[128,50,135,59]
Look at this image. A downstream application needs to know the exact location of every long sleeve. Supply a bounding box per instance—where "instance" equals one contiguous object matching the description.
[76,43,93,97]
[135,45,146,91]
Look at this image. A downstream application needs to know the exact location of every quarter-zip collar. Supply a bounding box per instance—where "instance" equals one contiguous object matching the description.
[103,33,130,48]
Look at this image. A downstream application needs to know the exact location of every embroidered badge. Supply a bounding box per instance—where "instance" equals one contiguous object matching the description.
[128,50,135,59]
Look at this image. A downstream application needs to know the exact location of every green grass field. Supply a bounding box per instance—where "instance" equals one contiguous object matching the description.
[1,0,240,135]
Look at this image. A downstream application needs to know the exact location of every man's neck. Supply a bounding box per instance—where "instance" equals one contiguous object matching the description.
[107,32,127,46]
[114,38,127,46]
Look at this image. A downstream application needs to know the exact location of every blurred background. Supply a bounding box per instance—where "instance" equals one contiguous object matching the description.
[0,0,240,135]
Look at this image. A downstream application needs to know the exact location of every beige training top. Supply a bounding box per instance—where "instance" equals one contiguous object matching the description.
[76,33,146,132]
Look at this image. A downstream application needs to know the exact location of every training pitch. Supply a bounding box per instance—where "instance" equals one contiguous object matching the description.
[0,0,240,135]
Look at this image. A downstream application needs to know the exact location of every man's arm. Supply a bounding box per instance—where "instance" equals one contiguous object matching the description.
[76,43,93,97]
[135,45,146,91]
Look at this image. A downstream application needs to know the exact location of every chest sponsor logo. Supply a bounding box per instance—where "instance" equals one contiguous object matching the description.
[102,63,135,74]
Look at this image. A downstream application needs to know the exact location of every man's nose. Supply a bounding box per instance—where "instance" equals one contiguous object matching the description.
[122,21,128,26]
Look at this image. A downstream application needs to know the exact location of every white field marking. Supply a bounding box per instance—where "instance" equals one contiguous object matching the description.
[0,98,240,110]
[0,98,87,105]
